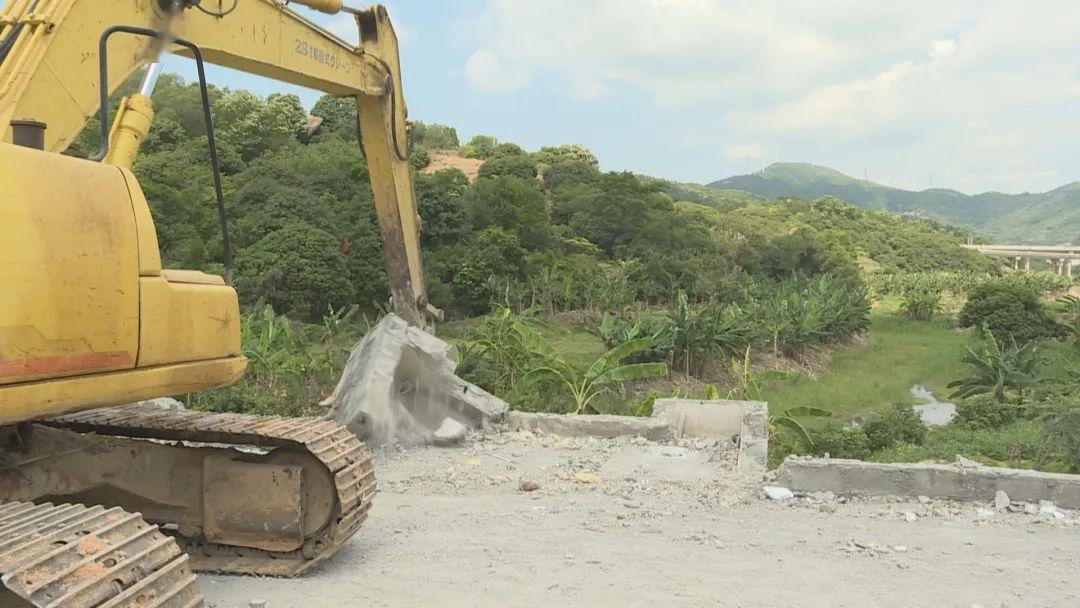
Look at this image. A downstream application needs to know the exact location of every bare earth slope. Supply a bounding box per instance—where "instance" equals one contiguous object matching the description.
[421,150,484,182]
[204,431,1079,608]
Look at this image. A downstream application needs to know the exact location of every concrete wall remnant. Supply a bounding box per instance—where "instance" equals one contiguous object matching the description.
[505,411,672,441]
[779,457,1080,509]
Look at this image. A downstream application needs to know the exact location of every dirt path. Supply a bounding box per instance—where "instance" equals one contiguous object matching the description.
[203,432,1079,608]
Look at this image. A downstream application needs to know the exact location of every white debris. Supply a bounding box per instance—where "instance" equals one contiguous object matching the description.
[433,417,468,445]
[763,486,795,501]
[133,397,186,410]
[903,511,918,523]
[955,455,982,469]
[994,490,1010,511]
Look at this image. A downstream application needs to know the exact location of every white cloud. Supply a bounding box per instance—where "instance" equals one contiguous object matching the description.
[325,14,359,44]
[465,49,532,92]
[462,0,1080,193]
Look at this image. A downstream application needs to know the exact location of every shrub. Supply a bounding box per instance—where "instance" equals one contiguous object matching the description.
[958,280,1060,343]
[953,394,1025,430]
[807,423,872,460]
[862,403,927,451]
[872,420,1045,468]
[410,144,431,170]
[1040,406,1080,472]
[899,289,942,321]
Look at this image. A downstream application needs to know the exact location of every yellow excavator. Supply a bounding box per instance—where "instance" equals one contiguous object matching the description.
[0,0,432,605]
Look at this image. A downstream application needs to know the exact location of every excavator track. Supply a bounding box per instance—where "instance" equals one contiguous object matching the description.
[0,501,203,607]
[37,405,377,577]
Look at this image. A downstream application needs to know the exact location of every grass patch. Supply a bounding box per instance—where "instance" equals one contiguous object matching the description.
[754,312,970,419]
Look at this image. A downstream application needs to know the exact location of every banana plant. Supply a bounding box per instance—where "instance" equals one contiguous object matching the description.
[948,325,1043,403]
[770,406,832,447]
[517,324,667,414]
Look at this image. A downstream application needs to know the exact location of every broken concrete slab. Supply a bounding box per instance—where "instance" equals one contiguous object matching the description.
[737,401,769,478]
[778,456,1080,510]
[650,399,769,478]
[505,411,672,441]
[651,399,743,438]
[324,314,508,446]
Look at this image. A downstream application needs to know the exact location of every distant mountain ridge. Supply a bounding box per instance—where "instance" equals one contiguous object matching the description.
[708,163,1080,245]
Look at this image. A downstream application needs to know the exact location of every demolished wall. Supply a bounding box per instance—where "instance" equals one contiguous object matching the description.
[323,314,507,446]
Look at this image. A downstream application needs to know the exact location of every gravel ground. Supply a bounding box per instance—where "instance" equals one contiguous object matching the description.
[202,430,1080,608]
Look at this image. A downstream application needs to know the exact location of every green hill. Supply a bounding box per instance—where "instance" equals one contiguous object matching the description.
[709,163,1080,244]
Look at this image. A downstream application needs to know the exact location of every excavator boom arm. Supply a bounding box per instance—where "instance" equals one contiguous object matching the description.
[0,0,430,324]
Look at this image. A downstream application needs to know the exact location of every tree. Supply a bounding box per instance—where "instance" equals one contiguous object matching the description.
[533,144,599,174]
[234,221,355,322]
[416,169,471,247]
[310,95,358,140]
[477,155,538,181]
[492,142,526,157]
[543,160,601,191]
[460,134,498,159]
[556,172,674,257]
[958,280,1060,343]
[215,90,307,162]
[410,122,460,150]
[433,227,528,316]
[464,176,550,250]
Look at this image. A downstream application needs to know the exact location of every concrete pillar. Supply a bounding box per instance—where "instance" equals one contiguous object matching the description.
[1067,260,1074,278]
[1013,256,1022,270]
[1023,257,1031,272]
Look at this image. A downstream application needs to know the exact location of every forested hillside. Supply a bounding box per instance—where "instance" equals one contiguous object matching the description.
[711,163,1080,245]
[77,75,1080,474]
[73,75,991,322]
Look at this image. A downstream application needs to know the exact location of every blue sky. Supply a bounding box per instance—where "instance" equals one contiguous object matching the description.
[165,1,1080,195]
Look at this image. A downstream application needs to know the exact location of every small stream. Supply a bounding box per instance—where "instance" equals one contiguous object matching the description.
[910,385,956,426]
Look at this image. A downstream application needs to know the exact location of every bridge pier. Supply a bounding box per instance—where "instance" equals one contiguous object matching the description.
[966,245,1079,277]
